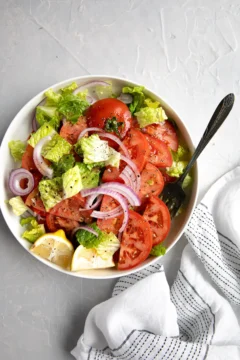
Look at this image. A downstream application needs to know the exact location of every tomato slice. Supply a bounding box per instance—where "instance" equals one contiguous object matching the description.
[121,128,150,172]
[97,195,123,235]
[46,214,79,234]
[60,116,87,145]
[86,98,132,139]
[22,144,38,171]
[161,171,177,184]
[139,162,164,202]
[143,196,171,246]
[118,210,152,270]
[49,193,92,223]
[101,166,124,183]
[144,134,173,167]
[25,188,47,215]
[144,121,178,151]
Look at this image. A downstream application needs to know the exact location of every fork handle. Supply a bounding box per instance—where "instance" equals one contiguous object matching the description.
[178,93,235,185]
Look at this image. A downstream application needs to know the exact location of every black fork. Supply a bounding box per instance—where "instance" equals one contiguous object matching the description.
[160,93,235,218]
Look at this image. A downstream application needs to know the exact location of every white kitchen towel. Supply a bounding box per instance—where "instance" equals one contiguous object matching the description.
[71,167,240,360]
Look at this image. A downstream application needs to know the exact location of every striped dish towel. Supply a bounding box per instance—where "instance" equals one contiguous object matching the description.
[71,168,240,360]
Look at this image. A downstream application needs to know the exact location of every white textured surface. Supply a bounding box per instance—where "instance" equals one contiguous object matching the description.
[0,0,240,359]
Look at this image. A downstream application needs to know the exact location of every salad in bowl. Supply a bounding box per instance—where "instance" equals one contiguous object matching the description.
[2,77,196,276]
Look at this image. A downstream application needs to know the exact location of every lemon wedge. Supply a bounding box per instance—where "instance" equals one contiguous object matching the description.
[71,245,115,271]
[30,229,74,270]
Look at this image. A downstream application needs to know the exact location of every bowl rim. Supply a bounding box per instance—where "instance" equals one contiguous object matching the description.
[0,74,199,279]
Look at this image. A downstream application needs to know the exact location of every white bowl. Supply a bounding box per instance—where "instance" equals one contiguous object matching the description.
[0,75,198,279]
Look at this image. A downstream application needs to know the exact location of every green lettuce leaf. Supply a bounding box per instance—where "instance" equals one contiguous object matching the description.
[76,223,102,248]
[122,86,145,114]
[22,218,45,243]
[62,165,83,199]
[182,174,192,189]
[96,231,120,260]
[166,145,190,178]
[8,196,29,216]
[77,163,100,189]
[28,123,56,148]
[35,106,61,130]
[20,216,36,226]
[57,94,89,123]
[8,140,26,161]
[41,134,72,163]
[60,82,78,95]
[135,107,168,128]
[80,134,110,164]
[105,147,120,168]
[144,98,160,108]
[38,177,63,211]
[150,244,166,256]
[44,89,62,105]
[51,154,75,177]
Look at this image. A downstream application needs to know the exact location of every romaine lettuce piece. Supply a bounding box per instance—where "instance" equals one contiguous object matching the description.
[35,106,61,129]
[44,89,62,105]
[8,140,26,161]
[60,82,78,95]
[38,177,63,210]
[77,163,100,189]
[80,134,110,164]
[51,154,75,177]
[76,223,102,249]
[20,216,36,226]
[105,147,120,168]
[144,98,160,108]
[57,94,89,123]
[96,231,120,260]
[62,165,83,199]
[22,218,45,243]
[150,244,166,256]
[28,123,56,148]
[166,145,190,178]
[41,134,72,163]
[9,196,29,216]
[135,107,167,128]
[122,86,145,114]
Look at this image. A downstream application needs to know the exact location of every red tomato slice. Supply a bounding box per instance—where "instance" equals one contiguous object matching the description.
[49,193,92,223]
[118,210,152,270]
[139,162,164,202]
[22,144,38,171]
[46,214,79,235]
[144,121,178,151]
[143,196,171,245]
[144,134,173,167]
[25,188,47,215]
[97,195,123,235]
[86,98,132,139]
[121,128,150,172]
[60,116,87,145]
[102,166,124,183]
[161,171,177,184]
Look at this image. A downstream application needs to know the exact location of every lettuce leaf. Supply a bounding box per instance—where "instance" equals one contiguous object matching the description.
[9,196,29,216]
[41,134,72,163]
[8,140,26,161]
[51,154,75,177]
[166,145,190,178]
[122,86,145,114]
[62,165,83,198]
[21,218,45,243]
[38,177,63,210]
[57,94,89,123]
[80,134,110,164]
[135,107,167,128]
[77,163,100,189]
[95,82,113,99]
[150,244,166,256]
[28,123,56,148]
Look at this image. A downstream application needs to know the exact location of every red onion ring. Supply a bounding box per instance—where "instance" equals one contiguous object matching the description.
[84,194,103,210]
[9,169,34,196]
[119,172,134,189]
[33,135,53,178]
[32,98,46,132]
[78,127,103,139]
[91,206,123,219]
[72,81,110,94]
[71,225,99,239]
[82,188,129,232]
[120,155,141,193]
[81,182,140,206]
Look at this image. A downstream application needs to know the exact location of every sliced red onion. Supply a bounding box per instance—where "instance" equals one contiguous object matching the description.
[82,188,128,232]
[120,155,141,193]
[71,225,99,239]
[86,95,97,104]
[73,81,110,94]
[117,93,133,104]
[81,182,140,206]
[91,206,123,219]
[32,98,46,132]
[78,127,103,140]
[33,136,53,178]
[119,172,134,189]
[9,169,34,196]
[121,165,137,192]
[83,194,103,210]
